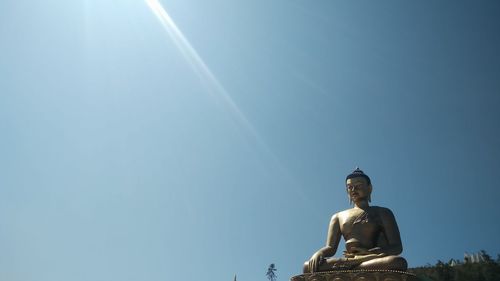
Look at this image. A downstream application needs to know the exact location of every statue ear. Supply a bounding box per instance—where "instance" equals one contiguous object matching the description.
[368,184,372,202]
[346,187,353,205]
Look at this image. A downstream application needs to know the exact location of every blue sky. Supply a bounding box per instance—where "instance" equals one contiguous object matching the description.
[1,1,500,281]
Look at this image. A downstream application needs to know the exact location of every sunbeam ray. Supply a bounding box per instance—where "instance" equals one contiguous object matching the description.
[144,0,305,200]
[145,0,261,142]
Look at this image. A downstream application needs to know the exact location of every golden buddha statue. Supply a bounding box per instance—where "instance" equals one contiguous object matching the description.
[303,168,408,273]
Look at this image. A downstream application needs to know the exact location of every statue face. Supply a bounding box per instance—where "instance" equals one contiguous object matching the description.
[346,177,371,202]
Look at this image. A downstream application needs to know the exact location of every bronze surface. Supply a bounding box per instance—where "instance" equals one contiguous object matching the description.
[291,270,418,281]
[303,169,408,273]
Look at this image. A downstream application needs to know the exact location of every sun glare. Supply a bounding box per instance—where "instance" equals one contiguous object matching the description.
[144,0,261,141]
[144,0,301,194]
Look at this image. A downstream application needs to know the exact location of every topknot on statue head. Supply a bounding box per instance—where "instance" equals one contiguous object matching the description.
[345,167,371,185]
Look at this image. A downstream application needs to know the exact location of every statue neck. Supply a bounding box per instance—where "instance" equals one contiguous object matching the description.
[354,200,369,210]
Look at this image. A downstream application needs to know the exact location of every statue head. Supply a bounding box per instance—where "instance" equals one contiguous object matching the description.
[346,167,372,204]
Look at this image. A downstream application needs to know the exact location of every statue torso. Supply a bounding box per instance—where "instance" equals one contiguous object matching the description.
[338,206,385,252]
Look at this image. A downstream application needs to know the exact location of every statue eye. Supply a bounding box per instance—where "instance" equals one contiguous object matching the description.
[347,185,359,191]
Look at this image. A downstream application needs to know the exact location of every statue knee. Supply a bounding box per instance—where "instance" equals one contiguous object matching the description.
[357,255,408,271]
[303,261,309,273]
[386,256,408,271]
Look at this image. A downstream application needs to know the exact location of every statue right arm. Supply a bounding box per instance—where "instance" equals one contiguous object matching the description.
[308,213,341,272]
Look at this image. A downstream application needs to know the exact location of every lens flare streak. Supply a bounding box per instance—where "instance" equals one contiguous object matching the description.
[145,0,260,142]
[145,0,304,199]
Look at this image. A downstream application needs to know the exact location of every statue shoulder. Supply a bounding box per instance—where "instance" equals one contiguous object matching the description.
[370,206,396,220]
[370,206,393,213]
[334,208,353,220]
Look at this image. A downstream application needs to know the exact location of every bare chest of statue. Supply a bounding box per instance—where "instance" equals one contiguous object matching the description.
[339,207,382,250]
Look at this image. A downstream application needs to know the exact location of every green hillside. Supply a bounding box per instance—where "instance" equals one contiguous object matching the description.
[409,251,500,281]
